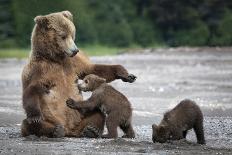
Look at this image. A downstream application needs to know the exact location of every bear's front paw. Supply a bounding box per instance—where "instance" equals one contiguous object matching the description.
[66,98,77,109]
[121,74,137,83]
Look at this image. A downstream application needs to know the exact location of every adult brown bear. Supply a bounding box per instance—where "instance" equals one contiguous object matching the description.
[21,11,136,138]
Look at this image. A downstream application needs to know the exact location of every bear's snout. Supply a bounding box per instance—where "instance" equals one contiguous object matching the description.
[66,38,79,57]
[70,45,79,57]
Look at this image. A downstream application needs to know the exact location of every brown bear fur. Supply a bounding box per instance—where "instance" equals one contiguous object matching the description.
[152,99,205,144]
[66,74,135,139]
[21,11,136,138]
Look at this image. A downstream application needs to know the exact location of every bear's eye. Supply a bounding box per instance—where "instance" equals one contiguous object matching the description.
[84,80,88,84]
[61,35,66,40]
[60,33,67,40]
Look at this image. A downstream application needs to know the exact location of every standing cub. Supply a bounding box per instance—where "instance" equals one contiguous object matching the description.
[152,99,205,144]
[66,74,135,139]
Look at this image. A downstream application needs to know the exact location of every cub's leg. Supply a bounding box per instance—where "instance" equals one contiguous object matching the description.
[170,130,184,140]
[120,123,135,138]
[193,119,205,144]
[102,114,118,138]
[183,130,188,138]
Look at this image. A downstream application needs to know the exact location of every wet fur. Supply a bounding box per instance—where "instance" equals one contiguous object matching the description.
[21,11,136,138]
[152,99,205,144]
[66,74,135,138]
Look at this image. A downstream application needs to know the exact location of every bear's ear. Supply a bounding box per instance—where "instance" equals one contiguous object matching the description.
[34,15,49,28]
[62,11,73,21]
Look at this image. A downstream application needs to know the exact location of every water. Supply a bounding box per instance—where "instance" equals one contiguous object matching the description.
[0,49,232,154]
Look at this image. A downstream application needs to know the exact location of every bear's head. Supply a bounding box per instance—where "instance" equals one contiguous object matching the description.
[32,11,79,61]
[78,74,106,92]
[152,124,171,143]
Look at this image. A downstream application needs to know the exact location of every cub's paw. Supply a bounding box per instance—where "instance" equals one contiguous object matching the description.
[53,125,65,138]
[66,98,77,109]
[121,74,137,83]
[82,125,101,138]
[101,134,109,139]
[122,134,135,138]
[101,134,116,139]
[197,140,206,145]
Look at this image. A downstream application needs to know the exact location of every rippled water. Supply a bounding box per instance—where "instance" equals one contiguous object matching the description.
[0,49,232,154]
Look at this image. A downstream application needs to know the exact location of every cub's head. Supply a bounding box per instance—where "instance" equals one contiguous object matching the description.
[32,11,79,60]
[78,74,106,92]
[152,124,170,143]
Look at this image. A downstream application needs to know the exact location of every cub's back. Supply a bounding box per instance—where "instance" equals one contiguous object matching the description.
[164,99,202,126]
[97,84,131,111]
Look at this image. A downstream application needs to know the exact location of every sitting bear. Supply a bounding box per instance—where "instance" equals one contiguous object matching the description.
[152,99,205,144]
[21,11,136,138]
[66,74,135,138]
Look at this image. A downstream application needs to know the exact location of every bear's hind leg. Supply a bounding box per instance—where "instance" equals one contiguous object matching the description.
[52,124,65,138]
[21,119,65,138]
[36,121,65,138]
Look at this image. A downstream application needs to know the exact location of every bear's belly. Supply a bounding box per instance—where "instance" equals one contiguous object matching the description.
[42,78,83,126]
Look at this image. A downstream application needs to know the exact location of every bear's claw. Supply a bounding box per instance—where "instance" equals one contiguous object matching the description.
[120,74,137,83]
[127,74,137,83]
[27,116,42,124]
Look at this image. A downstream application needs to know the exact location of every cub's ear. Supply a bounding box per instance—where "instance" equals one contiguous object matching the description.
[98,77,106,83]
[62,10,73,21]
[152,124,158,130]
[34,15,49,28]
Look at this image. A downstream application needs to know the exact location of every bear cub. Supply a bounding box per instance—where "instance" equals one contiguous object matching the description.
[66,74,135,139]
[152,99,205,144]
